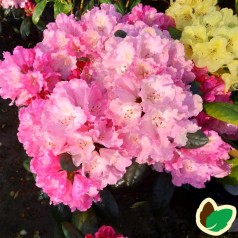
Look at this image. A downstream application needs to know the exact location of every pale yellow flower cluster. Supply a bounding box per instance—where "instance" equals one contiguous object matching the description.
[166,0,238,90]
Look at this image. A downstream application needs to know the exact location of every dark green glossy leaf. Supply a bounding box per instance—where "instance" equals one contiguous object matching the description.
[151,173,175,210]
[52,204,72,223]
[20,17,32,39]
[184,129,209,149]
[204,102,238,126]
[54,1,73,18]
[94,189,119,221]
[72,208,98,235]
[168,26,182,40]
[59,153,81,172]
[115,162,150,188]
[61,222,84,238]
[206,209,233,232]
[114,30,127,38]
[32,0,47,25]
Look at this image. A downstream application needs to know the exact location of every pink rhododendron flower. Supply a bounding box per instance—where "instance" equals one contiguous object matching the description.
[0,0,28,8]
[85,225,126,238]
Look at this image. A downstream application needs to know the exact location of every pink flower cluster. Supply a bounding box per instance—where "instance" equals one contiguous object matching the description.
[0,4,232,211]
[0,0,28,8]
[85,225,126,238]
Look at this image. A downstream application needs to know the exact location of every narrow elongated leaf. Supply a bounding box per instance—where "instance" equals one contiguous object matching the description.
[72,208,98,235]
[114,0,125,15]
[184,130,209,149]
[168,26,182,40]
[206,209,233,232]
[204,102,238,126]
[61,222,84,238]
[20,17,31,39]
[32,0,47,25]
[129,0,141,10]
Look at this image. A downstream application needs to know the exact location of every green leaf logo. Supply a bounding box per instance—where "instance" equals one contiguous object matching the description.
[196,198,237,236]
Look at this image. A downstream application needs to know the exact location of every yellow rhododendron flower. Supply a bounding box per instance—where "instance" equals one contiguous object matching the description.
[199,11,222,36]
[192,36,233,72]
[220,8,238,27]
[194,1,217,17]
[181,25,208,46]
[166,4,194,30]
[212,26,238,57]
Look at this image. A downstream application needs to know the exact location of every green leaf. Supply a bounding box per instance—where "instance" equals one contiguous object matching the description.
[72,208,98,235]
[32,0,47,25]
[114,29,127,38]
[54,1,73,18]
[11,8,24,19]
[20,17,32,39]
[115,162,150,188]
[204,102,238,126]
[61,222,84,238]
[184,129,209,149]
[114,0,125,15]
[218,158,238,185]
[168,26,182,40]
[94,188,119,221]
[59,153,81,172]
[99,0,112,3]
[84,0,95,11]
[206,209,233,232]
[151,173,175,211]
[23,157,32,173]
[129,0,141,11]
[52,204,72,223]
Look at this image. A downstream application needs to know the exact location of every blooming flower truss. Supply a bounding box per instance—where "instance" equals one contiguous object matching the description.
[0,4,232,211]
[166,0,238,90]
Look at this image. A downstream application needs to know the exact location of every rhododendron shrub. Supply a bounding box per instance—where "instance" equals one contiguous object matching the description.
[0,4,232,212]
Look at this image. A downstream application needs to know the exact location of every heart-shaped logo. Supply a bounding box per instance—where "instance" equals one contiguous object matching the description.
[196,197,237,236]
